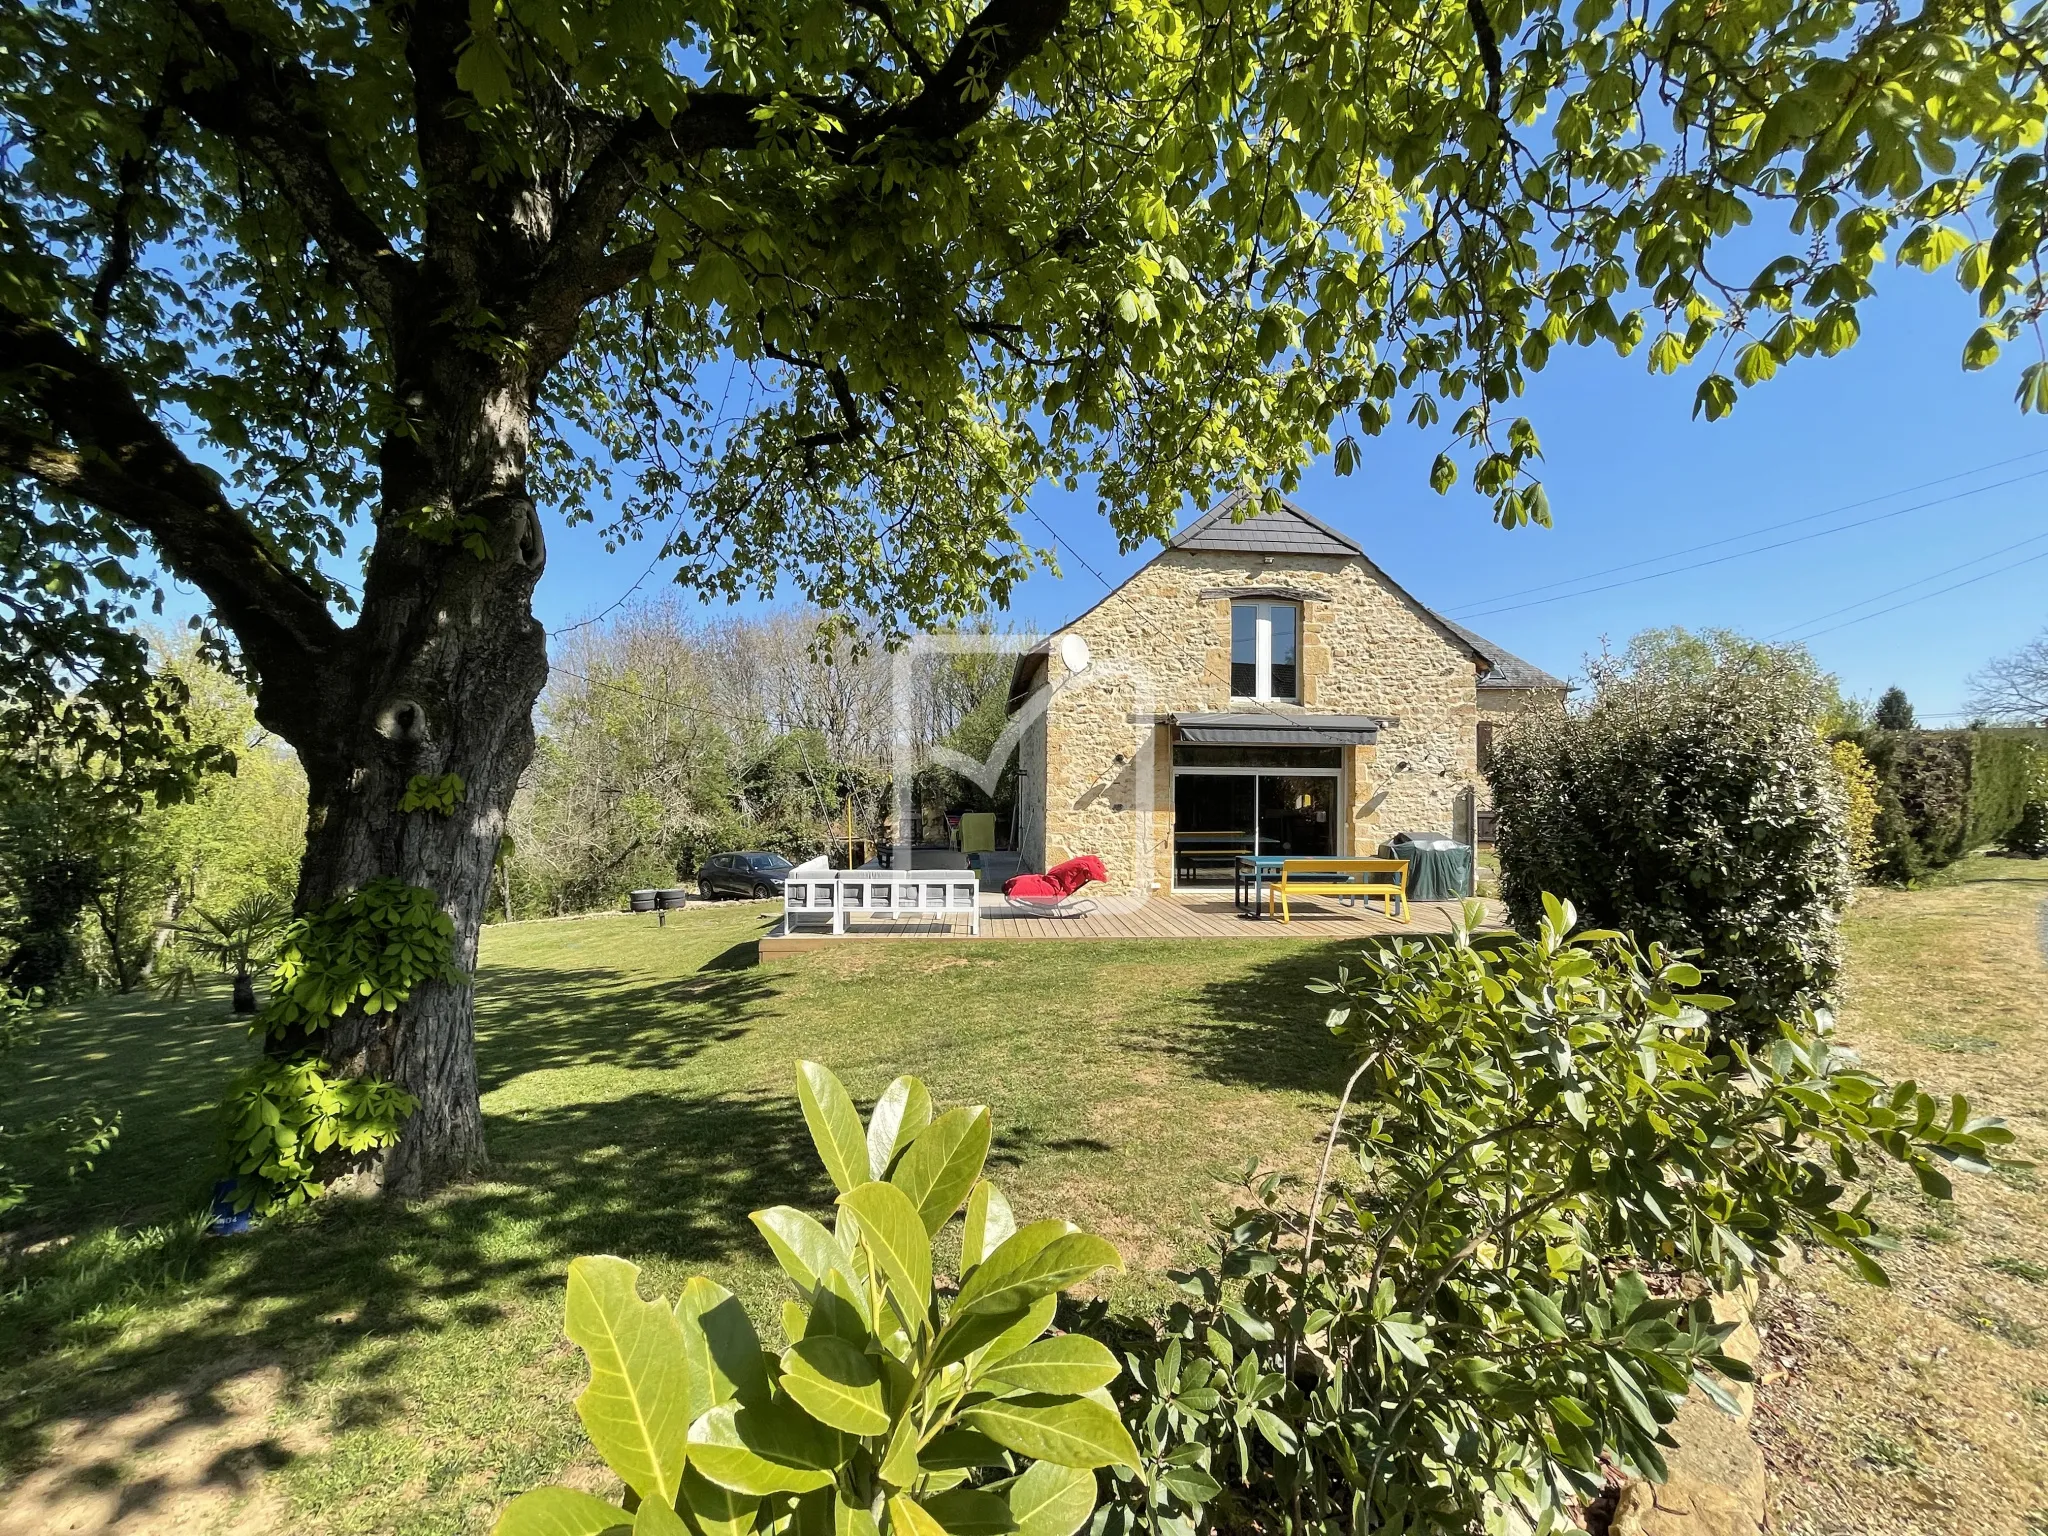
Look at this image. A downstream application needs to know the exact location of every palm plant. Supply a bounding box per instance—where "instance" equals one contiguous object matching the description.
[156,893,291,1014]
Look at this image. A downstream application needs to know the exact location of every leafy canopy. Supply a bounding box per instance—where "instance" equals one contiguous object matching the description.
[1,0,2043,686]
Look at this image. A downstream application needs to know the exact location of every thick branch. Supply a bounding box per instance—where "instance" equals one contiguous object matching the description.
[0,308,344,671]
[863,0,1070,142]
[168,0,414,327]
[517,94,762,363]
[402,0,490,293]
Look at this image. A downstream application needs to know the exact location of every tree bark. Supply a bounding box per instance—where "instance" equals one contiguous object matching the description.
[256,357,549,1198]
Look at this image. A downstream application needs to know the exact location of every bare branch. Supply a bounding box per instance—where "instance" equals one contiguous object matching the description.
[1965,630,2048,723]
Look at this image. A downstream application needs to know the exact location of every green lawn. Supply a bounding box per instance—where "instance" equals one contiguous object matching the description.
[0,908,1362,1535]
[1751,855,2048,1535]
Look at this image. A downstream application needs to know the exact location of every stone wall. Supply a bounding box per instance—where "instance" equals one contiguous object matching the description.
[1476,685,1566,813]
[1019,548,1488,891]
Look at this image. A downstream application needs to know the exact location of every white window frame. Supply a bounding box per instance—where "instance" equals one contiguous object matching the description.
[1230,601,1300,703]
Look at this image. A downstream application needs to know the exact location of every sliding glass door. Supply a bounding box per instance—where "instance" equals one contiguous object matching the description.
[1171,759,1340,888]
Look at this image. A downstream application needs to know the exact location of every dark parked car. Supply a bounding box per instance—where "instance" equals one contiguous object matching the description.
[697,851,795,900]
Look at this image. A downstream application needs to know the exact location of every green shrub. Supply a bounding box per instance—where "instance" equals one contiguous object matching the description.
[2007,747,2048,858]
[1489,661,1849,1039]
[1095,902,2012,1536]
[496,1062,1133,1536]
[1852,728,2048,879]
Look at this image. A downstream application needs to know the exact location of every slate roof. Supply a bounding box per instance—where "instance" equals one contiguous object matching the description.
[1167,489,1364,558]
[1434,616,1570,692]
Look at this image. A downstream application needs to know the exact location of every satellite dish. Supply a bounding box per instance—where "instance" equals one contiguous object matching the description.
[1059,634,1092,675]
[1360,790,1388,817]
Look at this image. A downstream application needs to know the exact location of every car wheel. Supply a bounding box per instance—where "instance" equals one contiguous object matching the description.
[753,883,774,900]
[699,879,715,900]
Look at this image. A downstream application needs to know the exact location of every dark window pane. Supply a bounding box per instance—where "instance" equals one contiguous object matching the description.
[1174,773,1258,886]
[1230,604,1257,697]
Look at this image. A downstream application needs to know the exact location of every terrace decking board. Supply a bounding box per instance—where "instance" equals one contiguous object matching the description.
[758,893,1486,956]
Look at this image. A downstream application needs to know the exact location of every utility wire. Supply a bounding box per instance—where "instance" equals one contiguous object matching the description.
[1763,528,2048,641]
[1449,467,2048,622]
[1025,507,1114,590]
[1446,447,2048,616]
[1778,547,2048,644]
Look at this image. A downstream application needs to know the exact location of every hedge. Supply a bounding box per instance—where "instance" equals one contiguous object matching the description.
[1848,727,2048,881]
[1489,670,1849,1041]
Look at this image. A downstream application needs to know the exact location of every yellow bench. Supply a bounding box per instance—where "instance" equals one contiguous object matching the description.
[1268,857,1410,923]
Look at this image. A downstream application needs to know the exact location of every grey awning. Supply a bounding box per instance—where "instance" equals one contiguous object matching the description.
[1172,712,1382,747]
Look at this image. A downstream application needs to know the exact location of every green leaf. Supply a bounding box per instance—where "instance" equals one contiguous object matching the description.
[888,1495,948,1536]
[866,1076,933,1179]
[920,1489,1019,1535]
[686,1402,840,1496]
[953,1226,1120,1318]
[679,1469,759,1536]
[1159,1463,1221,1504]
[798,1062,871,1195]
[680,1277,773,1414]
[806,1268,873,1346]
[1516,1287,1569,1340]
[838,1180,933,1324]
[752,1207,855,1292]
[920,1428,1011,1470]
[936,1294,1056,1371]
[962,1394,1140,1470]
[635,1496,690,1536]
[491,1487,631,1536]
[1692,373,1738,421]
[779,1336,892,1436]
[564,1256,692,1505]
[890,1106,992,1236]
[1962,325,2002,371]
[981,1335,1121,1396]
[1005,1459,1097,1536]
[961,1180,1015,1271]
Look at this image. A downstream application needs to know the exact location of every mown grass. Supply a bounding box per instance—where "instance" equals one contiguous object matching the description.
[1753,854,2048,1536]
[1,906,1362,1535]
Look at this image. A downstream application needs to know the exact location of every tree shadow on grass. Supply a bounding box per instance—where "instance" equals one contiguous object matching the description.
[1170,936,1456,1097]
[0,1082,818,1497]
[473,956,782,1085]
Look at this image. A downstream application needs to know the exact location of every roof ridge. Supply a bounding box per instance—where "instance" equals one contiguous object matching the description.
[1167,489,1364,557]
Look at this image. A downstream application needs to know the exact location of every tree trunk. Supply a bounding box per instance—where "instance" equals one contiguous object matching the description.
[255,361,549,1199]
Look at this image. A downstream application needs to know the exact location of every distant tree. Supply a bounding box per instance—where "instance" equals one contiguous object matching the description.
[1599,628,1864,730]
[1966,629,2048,725]
[1874,687,1918,731]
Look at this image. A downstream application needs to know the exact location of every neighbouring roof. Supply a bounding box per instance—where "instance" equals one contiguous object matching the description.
[1167,489,1365,558]
[1434,616,1570,692]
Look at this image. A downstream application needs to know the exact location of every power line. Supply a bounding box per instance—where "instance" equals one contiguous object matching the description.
[1763,528,2048,641]
[1446,447,2048,615]
[1785,547,2048,644]
[1025,507,1114,590]
[1448,466,2048,622]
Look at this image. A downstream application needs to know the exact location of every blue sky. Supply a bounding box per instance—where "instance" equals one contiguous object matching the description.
[534,260,2046,721]
[496,261,2048,721]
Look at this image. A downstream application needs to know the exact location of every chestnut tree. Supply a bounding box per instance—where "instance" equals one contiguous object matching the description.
[2,0,2043,1194]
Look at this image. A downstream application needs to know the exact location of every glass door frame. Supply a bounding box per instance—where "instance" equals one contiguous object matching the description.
[1169,763,1345,892]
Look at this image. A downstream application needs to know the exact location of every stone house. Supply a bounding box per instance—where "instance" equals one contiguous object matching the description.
[1006,492,1566,894]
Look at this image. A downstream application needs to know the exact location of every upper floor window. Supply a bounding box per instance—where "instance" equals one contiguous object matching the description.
[1230,601,1300,702]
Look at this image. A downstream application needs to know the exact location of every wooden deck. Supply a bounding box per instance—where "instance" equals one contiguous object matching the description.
[758,891,1486,955]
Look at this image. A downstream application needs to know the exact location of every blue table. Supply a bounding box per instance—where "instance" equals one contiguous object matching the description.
[1234,855,1288,917]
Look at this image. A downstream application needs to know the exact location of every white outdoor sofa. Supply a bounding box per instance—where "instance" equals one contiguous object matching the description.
[781,862,983,936]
